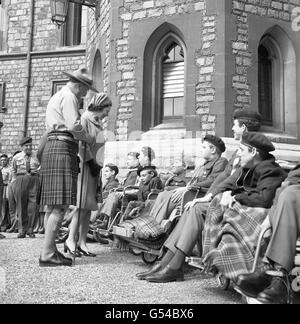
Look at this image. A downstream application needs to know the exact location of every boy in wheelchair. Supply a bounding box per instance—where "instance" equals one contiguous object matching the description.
[94,165,163,242]
[236,164,300,304]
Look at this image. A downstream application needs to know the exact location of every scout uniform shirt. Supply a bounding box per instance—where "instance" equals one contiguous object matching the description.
[12,152,40,177]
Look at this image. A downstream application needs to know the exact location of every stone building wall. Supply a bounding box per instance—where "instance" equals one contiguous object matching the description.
[86,0,300,142]
[231,0,299,110]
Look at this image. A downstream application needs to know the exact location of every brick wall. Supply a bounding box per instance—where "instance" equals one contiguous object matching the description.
[0,0,86,154]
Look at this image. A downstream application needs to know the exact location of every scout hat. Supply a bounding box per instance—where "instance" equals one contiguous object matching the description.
[63,68,99,93]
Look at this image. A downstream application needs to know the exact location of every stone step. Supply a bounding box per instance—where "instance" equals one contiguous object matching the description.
[141,123,186,141]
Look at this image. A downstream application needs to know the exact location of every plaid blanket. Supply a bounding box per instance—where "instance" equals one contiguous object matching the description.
[202,194,269,280]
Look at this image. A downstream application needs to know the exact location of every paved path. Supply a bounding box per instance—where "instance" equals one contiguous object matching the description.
[0,233,241,304]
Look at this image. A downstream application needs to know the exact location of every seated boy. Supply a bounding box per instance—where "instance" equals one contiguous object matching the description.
[97,147,155,225]
[161,159,187,191]
[122,165,163,221]
[102,163,119,200]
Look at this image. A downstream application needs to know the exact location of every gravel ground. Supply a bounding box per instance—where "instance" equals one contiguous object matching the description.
[0,233,242,304]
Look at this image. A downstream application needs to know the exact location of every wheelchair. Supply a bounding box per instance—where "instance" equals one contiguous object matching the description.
[237,223,300,304]
[92,185,142,243]
[186,221,300,296]
[111,187,205,265]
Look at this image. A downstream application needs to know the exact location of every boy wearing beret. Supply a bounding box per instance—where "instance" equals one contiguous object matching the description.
[139,132,286,283]
[199,132,287,280]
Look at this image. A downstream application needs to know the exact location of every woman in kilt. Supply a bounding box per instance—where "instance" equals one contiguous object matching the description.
[39,68,98,267]
[64,93,112,257]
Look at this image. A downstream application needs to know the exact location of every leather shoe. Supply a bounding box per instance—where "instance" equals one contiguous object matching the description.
[27,233,36,239]
[235,264,272,298]
[56,251,73,266]
[17,232,26,239]
[146,265,184,283]
[39,252,73,267]
[0,233,5,239]
[136,263,163,280]
[257,276,289,304]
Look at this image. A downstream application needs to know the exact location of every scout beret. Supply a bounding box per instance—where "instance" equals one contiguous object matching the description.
[233,109,262,122]
[0,154,8,159]
[137,165,157,177]
[19,137,32,146]
[204,135,226,153]
[241,132,275,153]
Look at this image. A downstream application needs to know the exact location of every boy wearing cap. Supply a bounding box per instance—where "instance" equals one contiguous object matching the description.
[11,137,40,239]
[141,132,286,283]
[142,135,228,227]
[200,132,287,281]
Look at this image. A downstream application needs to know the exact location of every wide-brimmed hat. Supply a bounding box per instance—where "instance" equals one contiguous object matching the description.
[63,68,99,93]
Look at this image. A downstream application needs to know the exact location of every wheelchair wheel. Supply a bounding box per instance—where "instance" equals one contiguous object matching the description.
[216,273,230,291]
[291,267,300,293]
[129,246,143,256]
[142,252,158,265]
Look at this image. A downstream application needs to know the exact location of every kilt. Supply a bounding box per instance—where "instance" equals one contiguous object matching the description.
[39,136,79,206]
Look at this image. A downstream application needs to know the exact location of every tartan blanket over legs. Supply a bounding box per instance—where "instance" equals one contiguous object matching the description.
[202,194,269,280]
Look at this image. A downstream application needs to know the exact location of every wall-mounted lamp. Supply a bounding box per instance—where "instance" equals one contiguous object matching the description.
[50,0,97,26]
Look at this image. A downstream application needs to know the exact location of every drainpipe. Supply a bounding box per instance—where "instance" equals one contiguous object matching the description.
[22,0,35,137]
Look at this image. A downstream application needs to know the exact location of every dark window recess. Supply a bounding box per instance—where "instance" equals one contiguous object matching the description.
[258,44,273,126]
[162,44,184,120]
[60,3,82,46]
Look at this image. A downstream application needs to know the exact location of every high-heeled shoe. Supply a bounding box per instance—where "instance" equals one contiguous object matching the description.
[77,247,96,257]
[64,242,82,257]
